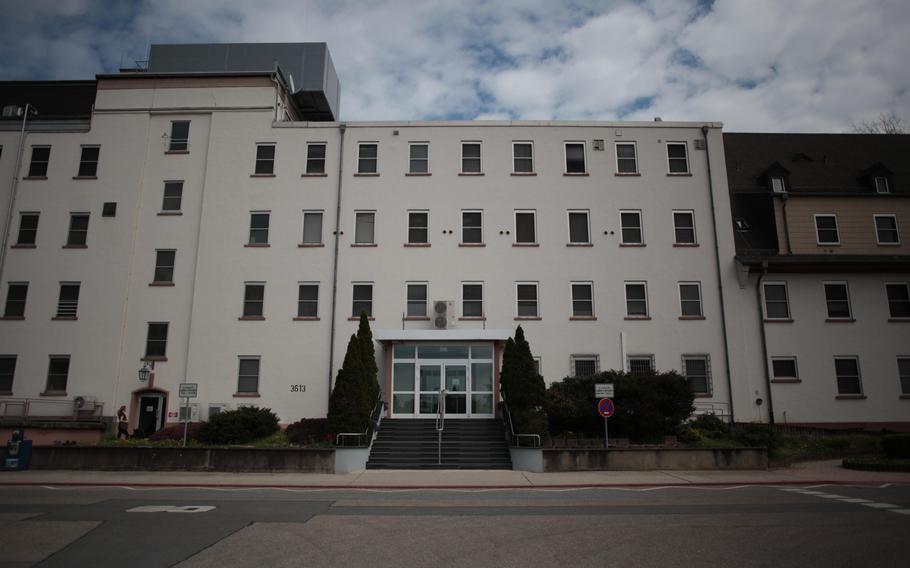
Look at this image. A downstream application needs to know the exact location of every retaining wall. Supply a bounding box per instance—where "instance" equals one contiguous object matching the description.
[540,447,768,471]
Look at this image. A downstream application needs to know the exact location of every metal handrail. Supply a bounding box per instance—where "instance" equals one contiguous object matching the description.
[501,401,541,448]
[336,398,385,447]
[436,388,446,465]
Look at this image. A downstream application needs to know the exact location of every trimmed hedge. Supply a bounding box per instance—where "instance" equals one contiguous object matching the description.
[198,407,279,445]
[286,418,330,446]
[148,422,204,442]
[883,434,910,459]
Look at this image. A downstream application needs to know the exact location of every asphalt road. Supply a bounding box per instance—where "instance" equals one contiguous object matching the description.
[0,483,908,567]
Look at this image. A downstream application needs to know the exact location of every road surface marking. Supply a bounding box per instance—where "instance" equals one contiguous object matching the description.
[127,505,215,513]
[860,503,898,509]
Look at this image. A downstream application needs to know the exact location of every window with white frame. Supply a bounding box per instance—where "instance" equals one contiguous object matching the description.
[571,282,594,317]
[409,142,429,174]
[248,212,270,244]
[568,210,591,244]
[297,283,318,318]
[154,250,175,283]
[762,282,791,320]
[461,210,483,244]
[771,357,799,381]
[406,282,428,317]
[615,142,638,174]
[407,211,429,244]
[306,143,326,174]
[516,282,539,317]
[679,282,703,317]
[77,146,100,177]
[624,282,648,317]
[16,212,39,245]
[0,355,15,393]
[28,146,50,177]
[168,121,190,152]
[243,283,265,317]
[145,322,168,359]
[898,357,910,395]
[352,283,373,317]
[770,177,786,193]
[302,211,323,245]
[620,210,643,244]
[357,143,378,174]
[162,181,183,212]
[885,282,910,318]
[571,354,599,377]
[461,142,482,173]
[565,142,586,173]
[874,214,900,245]
[667,142,689,173]
[254,143,275,175]
[66,213,89,246]
[55,283,79,318]
[515,210,537,244]
[673,210,696,244]
[237,357,260,394]
[513,142,534,173]
[627,355,655,374]
[462,282,483,317]
[354,211,375,244]
[834,357,862,395]
[683,354,711,395]
[874,176,891,194]
[45,355,70,393]
[824,282,852,319]
[814,214,839,245]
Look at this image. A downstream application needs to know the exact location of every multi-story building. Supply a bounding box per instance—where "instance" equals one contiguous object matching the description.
[0,43,744,439]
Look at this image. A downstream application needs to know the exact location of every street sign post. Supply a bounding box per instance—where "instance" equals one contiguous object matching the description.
[597,398,615,449]
[178,383,198,448]
[595,383,614,398]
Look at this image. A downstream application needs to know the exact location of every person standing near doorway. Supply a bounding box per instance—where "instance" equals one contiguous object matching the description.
[117,405,129,439]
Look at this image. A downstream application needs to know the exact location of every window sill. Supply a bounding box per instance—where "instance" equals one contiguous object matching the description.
[570,316,597,321]
[900,395,910,400]
[512,243,539,247]
[673,243,699,248]
[877,242,901,247]
[353,172,379,177]
[149,282,175,287]
[835,394,867,400]
[351,243,377,247]
[62,245,87,249]
[348,316,375,321]
[0,391,12,396]
[72,176,98,180]
[563,172,589,177]
[157,211,183,216]
[238,316,265,321]
[458,172,485,176]
[510,172,537,176]
[764,319,794,323]
[679,316,706,320]
[624,316,651,321]
[0,316,25,320]
[615,172,641,177]
[51,316,77,321]
[619,243,646,247]
[514,316,542,320]
[164,150,190,155]
[459,243,485,247]
[142,356,168,362]
[10,244,36,249]
[293,316,320,321]
[459,316,486,321]
[298,243,325,248]
[816,243,840,247]
[566,243,593,247]
[404,243,431,248]
[244,243,270,248]
[23,176,48,180]
[666,172,692,177]
[40,391,67,397]
[233,393,261,398]
[888,318,910,322]
[404,316,431,321]
[250,173,276,178]
[693,394,714,399]
[301,172,328,177]
[405,172,432,177]
[770,379,801,384]
[825,318,855,323]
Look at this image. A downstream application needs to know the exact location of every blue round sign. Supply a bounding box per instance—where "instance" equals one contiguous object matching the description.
[597,398,615,418]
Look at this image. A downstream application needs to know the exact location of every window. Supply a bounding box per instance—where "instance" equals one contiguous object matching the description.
[515,210,537,244]
[620,211,643,245]
[302,211,324,245]
[66,214,89,246]
[56,283,80,318]
[16,213,39,245]
[516,282,539,317]
[673,211,696,244]
[628,356,654,375]
[462,283,483,317]
[154,250,175,283]
[254,144,275,175]
[352,283,373,317]
[45,356,70,393]
[886,283,910,318]
[162,182,183,212]
[3,283,27,318]
[824,282,852,319]
[406,283,428,317]
[568,210,591,244]
[169,121,190,151]
[571,355,599,377]
[461,211,483,244]
[762,282,791,320]
[248,212,270,244]
[683,355,711,395]
[243,283,265,317]
[297,283,319,317]
[615,142,638,174]
[874,215,900,245]
[534,357,542,377]
[667,142,689,173]
[679,282,703,317]
[357,143,378,174]
[461,142,481,173]
[571,282,594,317]
[102,202,117,217]
[899,358,910,395]
[237,357,260,394]
[28,146,50,177]
[77,146,100,177]
[513,142,533,173]
[834,357,862,395]
[409,143,429,174]
[144,323,168,359]
[354,211,376,244]
[874,176,891,194]
[0,356,15,393]
[625,282,648,317]
[814,215,839,245]
[306,143,326,174]
[565,142,586,173]
[771,357,799,381]
[770,177,786,193]
[408,211,429,244]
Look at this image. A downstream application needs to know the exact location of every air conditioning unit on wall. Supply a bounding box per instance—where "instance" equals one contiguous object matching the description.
[73,396,97,411]
[433,300,456,329]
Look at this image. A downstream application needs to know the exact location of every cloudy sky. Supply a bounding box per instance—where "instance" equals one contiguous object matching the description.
[1,0,908,131]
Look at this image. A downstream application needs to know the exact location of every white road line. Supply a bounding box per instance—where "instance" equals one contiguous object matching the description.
[861,502,899,509]
[891,509,910,515]
[837,498,871,503]
[818,494,847,499]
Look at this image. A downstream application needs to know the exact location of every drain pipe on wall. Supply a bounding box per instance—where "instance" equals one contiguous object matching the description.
[327,122,347,408]
[756,263,775,424]
[701,126,735,423]
[0,104,36,283]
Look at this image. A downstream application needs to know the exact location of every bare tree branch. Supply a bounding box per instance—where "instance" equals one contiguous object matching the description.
[850,112,907,134]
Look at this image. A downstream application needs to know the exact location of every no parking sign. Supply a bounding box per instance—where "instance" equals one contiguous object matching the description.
[597,398,615,448]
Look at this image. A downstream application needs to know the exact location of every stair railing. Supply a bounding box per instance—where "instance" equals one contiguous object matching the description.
[336,397,385,447]
[500,400,541,448]
[435,388,447,465]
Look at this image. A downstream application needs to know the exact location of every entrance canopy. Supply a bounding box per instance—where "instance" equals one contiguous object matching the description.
[374,329,512,342]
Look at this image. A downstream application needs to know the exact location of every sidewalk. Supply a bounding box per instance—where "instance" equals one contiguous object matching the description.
[1,461,908,489]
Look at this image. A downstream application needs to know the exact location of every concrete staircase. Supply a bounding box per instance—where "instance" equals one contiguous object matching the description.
[366,419,512,470]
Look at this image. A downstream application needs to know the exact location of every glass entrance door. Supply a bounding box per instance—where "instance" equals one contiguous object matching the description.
[444,364,467,415]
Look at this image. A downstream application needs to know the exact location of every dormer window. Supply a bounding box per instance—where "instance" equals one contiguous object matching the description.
[874,176,891,194]
[770,177,786,193]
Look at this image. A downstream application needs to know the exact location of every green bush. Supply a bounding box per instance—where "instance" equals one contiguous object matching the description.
[285,418,330,446]
[197,406,279,445]
[148,422,203,442]
[500,326,547,436]
[733,424,780,451]
[327,331,374,436]
[883,434,910,458]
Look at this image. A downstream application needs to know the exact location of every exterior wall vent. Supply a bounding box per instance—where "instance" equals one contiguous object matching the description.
[593,139,605,151]
[694,139,707,150]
